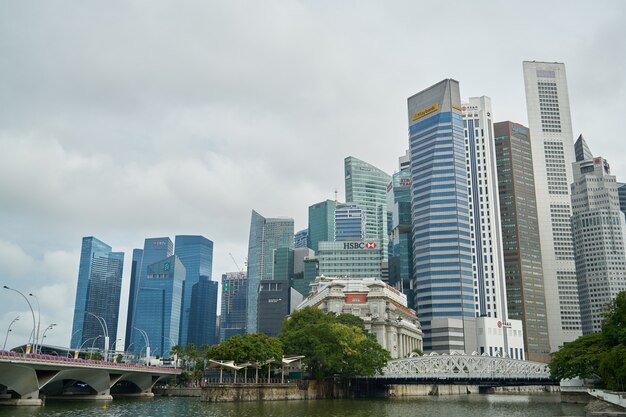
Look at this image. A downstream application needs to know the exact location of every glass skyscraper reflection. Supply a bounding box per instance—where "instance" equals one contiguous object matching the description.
[70,236,124,350]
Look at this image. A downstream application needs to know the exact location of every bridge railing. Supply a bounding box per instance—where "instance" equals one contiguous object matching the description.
[0,349,179,373]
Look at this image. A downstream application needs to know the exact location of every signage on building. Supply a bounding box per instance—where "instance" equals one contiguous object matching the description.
[345,293,367,304]
[452,104,462,111]
[411,103,439,121]
[497,320,512,329]
[343,242,377,250]
[400,178,411,186]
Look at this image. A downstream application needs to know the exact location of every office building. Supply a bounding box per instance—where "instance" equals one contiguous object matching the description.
[188,276,219,346]
[124,248,143,349]
[174,235,214,346]
[70,237,124,351]
[494,121,551,362]
[131,255,184,358]
[126,237,173,348]
[407,79,474,353]
[220,272,247,342]
[245,210,294,333]
[617,183,626,218]
[291,247,315,298]
[571,136,626,334]
[345,156,391,256]
[294,229,309,249]
[387,167,414,308]
[298,276,423,359]
[462,97,508,320]
[317,240,384,279]
[523,61,581,349]
[334,203,365,241]
[308,200,336,252]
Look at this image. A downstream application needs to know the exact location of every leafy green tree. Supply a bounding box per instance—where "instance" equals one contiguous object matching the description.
[207,333,283,364]
[550,291,626,390]
[279,307,391,380]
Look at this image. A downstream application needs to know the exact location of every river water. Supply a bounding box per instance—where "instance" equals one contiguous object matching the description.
[0,395,585,417]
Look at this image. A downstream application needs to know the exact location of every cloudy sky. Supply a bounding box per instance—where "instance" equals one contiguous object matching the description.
[1,1,625,349]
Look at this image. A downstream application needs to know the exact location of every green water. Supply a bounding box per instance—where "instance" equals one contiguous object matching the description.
[0,395,585,417]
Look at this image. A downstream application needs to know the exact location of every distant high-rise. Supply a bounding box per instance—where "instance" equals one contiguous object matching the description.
[174,235,214,346]
[571,137,626,334]
[494,121,551,362]
[131,255,184,358]
[70,237,124,350]
[308,200,336,252]
[291,247,315,298]
[318,240,383,279]
[462,97,508,320]
[245,210,294,333]
[188,276,219,346]
[344,156,391,256]
[257,247,294,336]
[220,272,247,342]
[334,203,365,241]
[523,61,581,349]
[407,79,474,353]
[126,237,173,348]
[294,229,309,249]
[387,166,413,307]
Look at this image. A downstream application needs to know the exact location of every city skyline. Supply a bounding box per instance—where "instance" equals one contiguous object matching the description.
[1,2,626,349]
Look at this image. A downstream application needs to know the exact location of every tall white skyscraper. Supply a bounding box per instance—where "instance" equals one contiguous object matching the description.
[571,136,626,334]
[462,97,508,320]
[523,61,582,350]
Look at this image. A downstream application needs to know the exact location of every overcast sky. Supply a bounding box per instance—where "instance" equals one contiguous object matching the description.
[1,1,625,349]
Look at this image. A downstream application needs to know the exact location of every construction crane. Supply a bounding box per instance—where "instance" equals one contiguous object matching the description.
[229,253,245,274]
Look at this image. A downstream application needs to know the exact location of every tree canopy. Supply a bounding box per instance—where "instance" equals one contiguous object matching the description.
[206,333,283,364]
[279,307,391,380]
[550,291,626,390]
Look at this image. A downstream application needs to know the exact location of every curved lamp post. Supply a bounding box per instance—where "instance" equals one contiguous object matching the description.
[3,316,19,350]
[39,323,57,352]
[134,327,150,362]
[3,286,36,353]
[28,293,41,354]
[86,312,109,361]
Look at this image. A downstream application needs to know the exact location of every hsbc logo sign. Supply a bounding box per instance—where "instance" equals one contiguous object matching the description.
[343,242,377,250]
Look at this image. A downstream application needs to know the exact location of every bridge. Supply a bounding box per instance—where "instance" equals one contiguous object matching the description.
[361,353,554,387]
[0,350,181,406]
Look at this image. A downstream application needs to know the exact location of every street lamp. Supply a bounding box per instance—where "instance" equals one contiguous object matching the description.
[134,327,150,362]
[86,312,109,361]
[3,286,36,354]
[28,293,41,354]
[3,316,19,350]
[39,323,57,352]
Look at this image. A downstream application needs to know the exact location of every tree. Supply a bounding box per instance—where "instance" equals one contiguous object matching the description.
[279,307,391,380]
[550,291,626,390]
[207,333,283,364]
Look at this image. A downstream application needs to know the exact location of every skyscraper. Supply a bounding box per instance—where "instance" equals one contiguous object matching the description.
[523,61,581,349]
[257,247,294,336]
[345,156,391,256]
[294,229,309,249]
[308,199,336,252]
[126,237,173,350]
[387,167,413,307]
[494,121,551,362]
[462,97,508,320]
[70,237,124,350]
[407,79,474,353]
[174,235,214,346]
[571,136,626,334]
[220,271,247,342]
[245,210,294,333]
[132,255,184,358]
[188,276,219,345]
[124,248,143,349]
[334,203,365,241]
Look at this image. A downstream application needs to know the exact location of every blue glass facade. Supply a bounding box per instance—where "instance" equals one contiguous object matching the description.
[70,237,124,350]
[408,80,474,352]
[308,200,336,252]
[220,272,248,342]
[174,235,214,346]
[132,255,184,358]
[188,276,218,346]
[126,237,173,348]
[124,248,143,349]
[245,210,294,333]
[334,203,365,241]
[294,229,309,249]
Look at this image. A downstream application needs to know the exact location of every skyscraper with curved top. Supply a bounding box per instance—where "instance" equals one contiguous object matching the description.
[344,156,391,256]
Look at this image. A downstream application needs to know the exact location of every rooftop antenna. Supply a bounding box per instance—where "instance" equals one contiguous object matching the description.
[334,189,338,202]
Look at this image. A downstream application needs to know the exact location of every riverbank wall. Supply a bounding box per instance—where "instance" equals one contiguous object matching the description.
[199,380,344,402]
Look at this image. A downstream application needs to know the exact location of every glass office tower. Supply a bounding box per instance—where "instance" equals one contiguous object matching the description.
[407,79,474,353]
[334,203,365,241]
[70,236,124,350]
[174,235,214,346]
[188,276,219,345]
[308,199,336,252]
[220,271,247,342]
